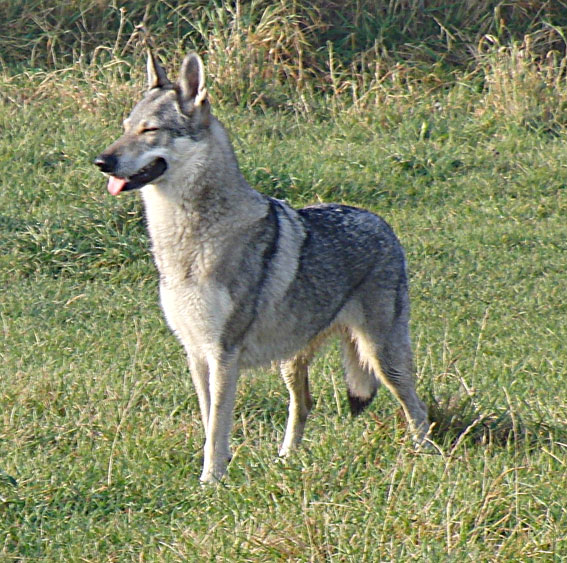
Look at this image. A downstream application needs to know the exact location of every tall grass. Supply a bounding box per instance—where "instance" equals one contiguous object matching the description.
[2,1,566,68]
[1,1,567,108]
[2,0,567,125]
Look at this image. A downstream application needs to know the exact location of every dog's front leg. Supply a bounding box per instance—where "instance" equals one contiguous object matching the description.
[188,354,211,430]
[200,355,239,483]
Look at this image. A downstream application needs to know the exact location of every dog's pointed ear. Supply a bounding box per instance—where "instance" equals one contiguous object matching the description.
[177,53,209,117]
[147,49,171,90]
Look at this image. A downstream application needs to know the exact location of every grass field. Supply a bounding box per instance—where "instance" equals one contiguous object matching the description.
[2,2,567,561]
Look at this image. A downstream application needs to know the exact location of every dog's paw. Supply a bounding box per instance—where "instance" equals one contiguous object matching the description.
[200,473,222,484]
[200,454,232,484]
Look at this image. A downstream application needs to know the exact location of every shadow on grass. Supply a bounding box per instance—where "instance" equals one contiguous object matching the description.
[424,389,567,451]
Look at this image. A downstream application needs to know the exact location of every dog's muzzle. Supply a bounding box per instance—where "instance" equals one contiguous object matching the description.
[94,155,168,195]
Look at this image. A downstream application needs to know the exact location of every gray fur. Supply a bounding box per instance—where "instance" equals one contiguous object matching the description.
[94,51,430,482]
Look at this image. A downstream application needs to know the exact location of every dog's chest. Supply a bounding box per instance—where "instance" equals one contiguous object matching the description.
[159,276,233,353]
[142,187,224,280]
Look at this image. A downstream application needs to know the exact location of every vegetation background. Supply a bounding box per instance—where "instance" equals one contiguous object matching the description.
[1,0,567,560]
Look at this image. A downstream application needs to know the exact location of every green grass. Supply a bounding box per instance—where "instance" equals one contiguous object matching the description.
[2,2,567,559]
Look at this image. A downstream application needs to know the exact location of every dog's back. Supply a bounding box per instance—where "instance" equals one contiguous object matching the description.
[232,201,408,366]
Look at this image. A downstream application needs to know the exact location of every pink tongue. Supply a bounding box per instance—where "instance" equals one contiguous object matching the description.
[107,176,127,196]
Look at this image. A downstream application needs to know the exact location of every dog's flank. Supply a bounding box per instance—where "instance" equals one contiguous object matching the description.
[95,51,430,482]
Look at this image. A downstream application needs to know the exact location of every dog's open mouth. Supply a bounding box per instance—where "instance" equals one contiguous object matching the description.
[107,158,167,195]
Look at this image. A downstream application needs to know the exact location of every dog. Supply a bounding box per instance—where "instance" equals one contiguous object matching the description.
[94,51,430,482]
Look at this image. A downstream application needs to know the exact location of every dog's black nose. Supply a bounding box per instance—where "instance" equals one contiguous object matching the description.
[94,154,117,174]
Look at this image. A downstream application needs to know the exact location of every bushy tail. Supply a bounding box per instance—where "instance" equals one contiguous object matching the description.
[341,335,380,416]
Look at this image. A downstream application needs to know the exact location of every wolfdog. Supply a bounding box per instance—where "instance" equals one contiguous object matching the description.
[94,51,430,482]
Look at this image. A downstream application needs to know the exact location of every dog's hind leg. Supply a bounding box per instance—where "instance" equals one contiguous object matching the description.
[279,354,314,457]
[341,332,380,416]
[349,316,429,445]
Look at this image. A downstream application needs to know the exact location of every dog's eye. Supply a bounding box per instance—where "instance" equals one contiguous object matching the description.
[141,126,159,134]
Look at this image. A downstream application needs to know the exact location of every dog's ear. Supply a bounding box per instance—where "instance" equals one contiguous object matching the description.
[147,50,171,90]
[177,53,209,121]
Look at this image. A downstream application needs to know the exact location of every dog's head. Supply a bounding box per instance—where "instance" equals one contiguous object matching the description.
[94,51,210,195]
